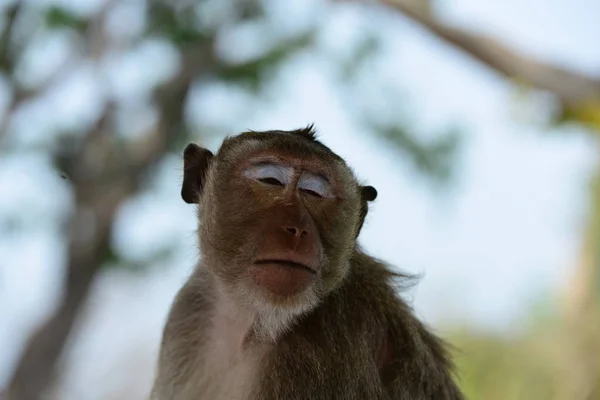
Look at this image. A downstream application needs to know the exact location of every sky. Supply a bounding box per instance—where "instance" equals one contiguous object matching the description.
[0,0,599,397]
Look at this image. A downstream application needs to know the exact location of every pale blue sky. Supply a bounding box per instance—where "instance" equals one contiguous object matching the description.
[0,0,599,397]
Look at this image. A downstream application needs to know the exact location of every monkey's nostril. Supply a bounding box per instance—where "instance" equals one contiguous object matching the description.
[285,226,299,236]
[285,227,310,238]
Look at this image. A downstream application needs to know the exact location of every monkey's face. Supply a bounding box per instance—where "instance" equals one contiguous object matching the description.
[181,129,376,315]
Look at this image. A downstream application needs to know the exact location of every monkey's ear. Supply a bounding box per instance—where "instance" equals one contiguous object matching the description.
[361,185,377,202]
[181,143,214,204]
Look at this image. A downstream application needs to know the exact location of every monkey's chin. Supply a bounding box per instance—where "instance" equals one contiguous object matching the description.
[214,261,321,340]
[249,261,317,297]
[217,265,320,342]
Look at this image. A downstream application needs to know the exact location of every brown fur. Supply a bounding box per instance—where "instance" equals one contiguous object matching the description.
[150,126,464,400]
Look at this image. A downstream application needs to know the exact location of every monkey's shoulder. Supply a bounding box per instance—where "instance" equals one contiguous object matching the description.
[338,250,417,326]
[158,273,214,356]
[322,252,463,399]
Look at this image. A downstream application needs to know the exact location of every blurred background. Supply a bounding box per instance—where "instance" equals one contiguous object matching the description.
[1,0,599,398]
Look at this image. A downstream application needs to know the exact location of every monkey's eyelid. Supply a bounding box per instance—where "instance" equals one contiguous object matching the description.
[298,174,333,198]
[242,163,292,185]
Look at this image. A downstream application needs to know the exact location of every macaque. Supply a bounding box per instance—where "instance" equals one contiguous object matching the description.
[150,126,464,400]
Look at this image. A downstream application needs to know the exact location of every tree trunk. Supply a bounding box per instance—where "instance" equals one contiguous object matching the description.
[561,149,600,399]
[5,209,110,400]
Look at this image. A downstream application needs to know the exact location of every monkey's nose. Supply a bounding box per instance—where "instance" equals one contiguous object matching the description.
[284,226,308,237]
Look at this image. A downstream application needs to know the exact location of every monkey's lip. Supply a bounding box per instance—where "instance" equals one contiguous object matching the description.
[253,259,317,275]
[250,258,318,296]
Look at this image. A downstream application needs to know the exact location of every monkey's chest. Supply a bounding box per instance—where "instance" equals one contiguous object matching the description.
[192,335,265,400]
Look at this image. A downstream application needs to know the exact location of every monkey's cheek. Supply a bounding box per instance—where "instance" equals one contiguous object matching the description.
[249,264,316,296]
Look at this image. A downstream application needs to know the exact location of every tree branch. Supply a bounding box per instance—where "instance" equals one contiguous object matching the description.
[4,16,216,400]
[5,75,195,400]
[0,1,23,73]
[359,0,600,110]
[0,0,116,149]
[5,105,117,400]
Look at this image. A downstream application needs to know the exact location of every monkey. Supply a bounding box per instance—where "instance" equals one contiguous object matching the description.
[150,125,464,400]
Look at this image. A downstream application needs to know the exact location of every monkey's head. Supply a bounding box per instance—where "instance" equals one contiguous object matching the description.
[181,126,377,329]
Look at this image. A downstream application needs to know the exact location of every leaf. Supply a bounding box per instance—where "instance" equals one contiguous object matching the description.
[217,31,316,92]
[45,6,88,32]
[147,2,209,47]
[340,34,382,81]
[371,121,463,185]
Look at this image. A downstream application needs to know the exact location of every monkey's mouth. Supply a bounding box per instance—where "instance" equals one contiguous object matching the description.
[254,259,317,275]
[250,259,318,296]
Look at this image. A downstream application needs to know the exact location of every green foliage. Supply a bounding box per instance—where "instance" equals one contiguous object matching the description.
[45,6,88,32]
[217,31,316,92]
[373,122,463,185]
[554,101,600,134]
[147,2,209,47]
[332,28,462,186]
[589,167,600,303]
[450,305,600,400]
[340,34,383,81]
[452,330,562,399]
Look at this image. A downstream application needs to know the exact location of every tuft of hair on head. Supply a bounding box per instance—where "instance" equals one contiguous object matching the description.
[291,123,318,141]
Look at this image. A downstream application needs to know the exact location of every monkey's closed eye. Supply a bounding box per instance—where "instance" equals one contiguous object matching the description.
[258,177,284,186]
[243,163,292,187]
[300,188,322,198]
[298,173,333,198]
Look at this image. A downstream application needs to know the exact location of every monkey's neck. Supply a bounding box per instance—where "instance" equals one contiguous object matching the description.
[210,282,265,352]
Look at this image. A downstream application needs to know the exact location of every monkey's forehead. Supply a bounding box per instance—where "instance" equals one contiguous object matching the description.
[218,129,347,165]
